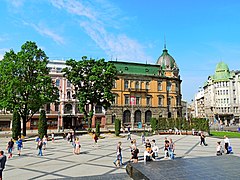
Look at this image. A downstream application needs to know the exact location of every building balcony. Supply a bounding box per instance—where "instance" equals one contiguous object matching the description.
[127,88,148,92]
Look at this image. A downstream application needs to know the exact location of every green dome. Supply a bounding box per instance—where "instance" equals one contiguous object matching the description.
[213,61,230,81]
[156,48,178,71]
[215,61,229,72]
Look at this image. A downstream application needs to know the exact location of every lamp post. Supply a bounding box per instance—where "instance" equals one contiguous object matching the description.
[57,111,60,132]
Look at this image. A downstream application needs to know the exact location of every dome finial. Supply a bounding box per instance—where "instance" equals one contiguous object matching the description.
[164,35,166,50]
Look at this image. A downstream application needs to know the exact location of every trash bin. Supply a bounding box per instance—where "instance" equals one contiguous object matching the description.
[238,127,240,132]
[138,122,142,128]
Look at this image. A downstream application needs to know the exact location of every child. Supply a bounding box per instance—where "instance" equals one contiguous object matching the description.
[216,141,223,156]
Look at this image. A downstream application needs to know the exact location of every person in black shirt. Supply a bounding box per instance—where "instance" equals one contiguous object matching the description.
[0,151,7,180]
[7,139,14,158]
[131,145,139,163]
[145,139,151,149]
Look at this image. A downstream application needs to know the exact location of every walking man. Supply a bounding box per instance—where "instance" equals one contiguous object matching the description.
[0,151,7,180]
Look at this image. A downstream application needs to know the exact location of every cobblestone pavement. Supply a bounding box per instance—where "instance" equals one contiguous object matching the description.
[1,133,240,180]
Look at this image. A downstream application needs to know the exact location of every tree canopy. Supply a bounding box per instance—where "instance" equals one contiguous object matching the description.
[62,56,118,128]
[0,41,59,136]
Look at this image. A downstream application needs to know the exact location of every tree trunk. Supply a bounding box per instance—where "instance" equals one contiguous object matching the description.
[22,115,27,136]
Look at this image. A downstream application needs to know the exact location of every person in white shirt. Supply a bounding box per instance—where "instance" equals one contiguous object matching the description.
[224,136,230,154]
[216,141,223,156]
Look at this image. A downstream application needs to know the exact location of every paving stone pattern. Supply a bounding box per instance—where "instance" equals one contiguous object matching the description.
[1,133,240,180]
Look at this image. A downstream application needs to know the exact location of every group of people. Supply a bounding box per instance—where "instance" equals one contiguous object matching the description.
[113,136,176,167]
[216,135,232,156]
[6,136,23,158]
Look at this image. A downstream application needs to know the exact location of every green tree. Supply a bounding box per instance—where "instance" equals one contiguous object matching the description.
[115,119,121,136]
[62,57,118,128]
[0,41,59,136]
[38,110,48,139]
[96,121,100,137]
[12,109,21,140]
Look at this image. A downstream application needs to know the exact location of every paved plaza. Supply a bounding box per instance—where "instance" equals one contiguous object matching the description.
[1,133,240,180]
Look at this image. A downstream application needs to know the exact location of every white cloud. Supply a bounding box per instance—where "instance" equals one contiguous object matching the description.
[50,0,152,62]
[23,21,65,45]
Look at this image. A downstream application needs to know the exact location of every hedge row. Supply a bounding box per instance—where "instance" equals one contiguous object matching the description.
[150,117,209,132]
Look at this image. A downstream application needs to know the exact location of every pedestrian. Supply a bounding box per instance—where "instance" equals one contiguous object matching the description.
[37,139,43,156]
[224,136,231,154]
[6,138,14,158]
[42,135,47,150]
[152,140,159,159]
[144,147,155,162]
[35,135,40,149]
[145,139,151,149]
[16,136,23,156]
[113,142,123,167]
[0,151,7,180]
[168,138,175,159]
[131,145,139,163]
[141,133,145,145]
[93,131,98,146]
[51,132,55,142]
[199,133,207,146]
[127,131,131,140]
[164,137,169,158]
[75,137,81,155]
[216,141,223,156]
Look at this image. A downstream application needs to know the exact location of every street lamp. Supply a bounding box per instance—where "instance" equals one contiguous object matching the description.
[57,111,60,132]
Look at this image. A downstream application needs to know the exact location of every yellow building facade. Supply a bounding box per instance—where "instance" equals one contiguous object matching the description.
[105,47,182,127]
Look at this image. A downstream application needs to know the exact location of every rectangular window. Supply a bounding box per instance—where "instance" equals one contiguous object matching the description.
[125,95,129,105]
[54,102,59,112]
[46,103,51,113]
[146,96,151,106]
[146,82,150,90]
[124,80,129,89]
[135,82,140,89]
[136,97,140,105]
[158,96,163,106]
[113,80,117,89]
[158,81,162,91]
[67,80,71,87]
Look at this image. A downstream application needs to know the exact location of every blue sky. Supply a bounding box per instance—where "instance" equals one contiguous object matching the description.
[1,0,240,102]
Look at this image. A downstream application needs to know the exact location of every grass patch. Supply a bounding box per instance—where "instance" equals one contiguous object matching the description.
[210,131,240,138]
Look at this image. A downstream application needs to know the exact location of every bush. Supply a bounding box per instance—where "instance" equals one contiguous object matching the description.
[38,110,47,139]
[150,118,157,132]
[96,122,100,137]
[115,119,121,136]
[12,109,21,140]
[158,117,167,130]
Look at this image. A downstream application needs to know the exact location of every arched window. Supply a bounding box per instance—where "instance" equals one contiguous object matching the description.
[123,110,131,124]
[134,110,141,123]
[135,81,139,89]
[145,110,152,124]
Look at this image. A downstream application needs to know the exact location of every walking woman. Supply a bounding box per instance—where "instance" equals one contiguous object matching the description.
[113,142,123,167]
